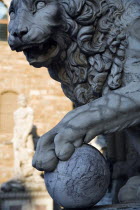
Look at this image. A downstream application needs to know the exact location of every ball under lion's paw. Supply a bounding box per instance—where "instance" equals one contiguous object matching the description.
[44,144,110,209]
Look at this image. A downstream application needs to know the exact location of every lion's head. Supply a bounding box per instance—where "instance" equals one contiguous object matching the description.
[8,0,108,68]
[8,0,70,67]
[9,0,130,106]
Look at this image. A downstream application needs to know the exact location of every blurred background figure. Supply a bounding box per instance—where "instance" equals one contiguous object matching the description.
[12,94,35,180]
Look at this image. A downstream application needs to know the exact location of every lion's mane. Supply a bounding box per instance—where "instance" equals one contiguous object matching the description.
[49,0,128,106]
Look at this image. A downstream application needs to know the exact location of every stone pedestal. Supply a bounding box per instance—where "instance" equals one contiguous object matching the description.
[0,191,53,210]
[65,203,140,210]
[93,203,140,210]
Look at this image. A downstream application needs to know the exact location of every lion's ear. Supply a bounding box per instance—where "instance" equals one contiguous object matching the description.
[61,0,86,17]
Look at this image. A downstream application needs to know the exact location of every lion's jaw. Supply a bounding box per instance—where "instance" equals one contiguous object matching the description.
[23,39,60,68]
[8,0,66,67]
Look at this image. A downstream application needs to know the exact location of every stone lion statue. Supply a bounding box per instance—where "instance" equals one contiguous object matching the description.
[8,0,140,179]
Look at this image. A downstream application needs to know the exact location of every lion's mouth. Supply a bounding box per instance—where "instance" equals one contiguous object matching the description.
[17,39,59,67]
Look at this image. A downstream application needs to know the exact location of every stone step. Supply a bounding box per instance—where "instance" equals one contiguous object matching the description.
[64,203,140,210]
[93,203,140,210]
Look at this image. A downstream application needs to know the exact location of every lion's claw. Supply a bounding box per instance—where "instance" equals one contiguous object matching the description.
[32,130,59,172]
[54,133,76,160]
[32,149,58,172]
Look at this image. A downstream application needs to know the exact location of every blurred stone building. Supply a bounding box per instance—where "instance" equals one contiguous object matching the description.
[0,1,72,209]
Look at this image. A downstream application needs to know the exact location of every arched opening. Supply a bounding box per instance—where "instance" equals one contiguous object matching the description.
[0,1,8,41]
[0,91,18,134]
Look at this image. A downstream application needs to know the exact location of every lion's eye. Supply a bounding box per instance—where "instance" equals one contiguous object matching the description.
[36,1,46,10]
[10,11,15,20]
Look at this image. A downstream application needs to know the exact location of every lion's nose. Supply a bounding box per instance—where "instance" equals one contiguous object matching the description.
[13,27,28,38]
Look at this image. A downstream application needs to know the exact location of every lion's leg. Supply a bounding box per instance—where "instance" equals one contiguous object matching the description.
[52,82,140,160]
[33,82,140,171]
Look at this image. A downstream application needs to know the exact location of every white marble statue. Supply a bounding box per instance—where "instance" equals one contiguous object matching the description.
[12,94,35,180]
[11,94,45,191]
[1,94,44,192]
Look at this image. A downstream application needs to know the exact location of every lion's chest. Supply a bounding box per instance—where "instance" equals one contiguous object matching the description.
[61,82,95,107]
[58,66,102,107]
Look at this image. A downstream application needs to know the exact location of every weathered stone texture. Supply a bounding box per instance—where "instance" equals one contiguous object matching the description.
[0,41,72,183]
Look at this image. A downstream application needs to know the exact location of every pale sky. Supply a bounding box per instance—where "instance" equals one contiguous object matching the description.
[0,2,8,19]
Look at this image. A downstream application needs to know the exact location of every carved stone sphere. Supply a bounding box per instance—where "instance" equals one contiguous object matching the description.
[44,144,110,208]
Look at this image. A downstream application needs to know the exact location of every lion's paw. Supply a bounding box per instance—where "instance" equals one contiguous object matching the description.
[32,126,84,172]
[32,131,59,172]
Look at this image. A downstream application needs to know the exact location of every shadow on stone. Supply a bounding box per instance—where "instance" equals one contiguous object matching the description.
[32,125,40,151]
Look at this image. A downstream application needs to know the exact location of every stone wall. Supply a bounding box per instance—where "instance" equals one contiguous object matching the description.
[0,41,72,183]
